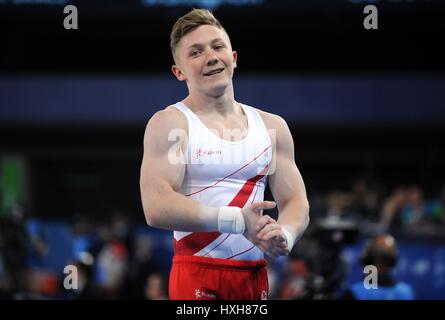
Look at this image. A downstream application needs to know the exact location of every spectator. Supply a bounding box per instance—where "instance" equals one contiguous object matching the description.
[122,234,161,299]
[344,234,414,300]
[144,273,167,300]
[347,179,379,222]
[379,187,407,231]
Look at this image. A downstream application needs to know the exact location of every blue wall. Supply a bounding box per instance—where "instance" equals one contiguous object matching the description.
[1,74,445,124]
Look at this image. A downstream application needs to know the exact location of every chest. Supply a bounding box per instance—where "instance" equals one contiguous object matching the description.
[196,113,249,142]
[185,127,272,184]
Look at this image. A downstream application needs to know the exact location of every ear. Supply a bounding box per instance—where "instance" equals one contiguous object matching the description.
[232,51,238,68]
[172,64,187,81]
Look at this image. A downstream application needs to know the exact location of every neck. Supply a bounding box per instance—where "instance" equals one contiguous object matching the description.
[183,83,240,116]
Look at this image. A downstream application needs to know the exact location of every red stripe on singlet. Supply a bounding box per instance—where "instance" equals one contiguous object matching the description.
[185,145,271,197]
[174,165,269,256]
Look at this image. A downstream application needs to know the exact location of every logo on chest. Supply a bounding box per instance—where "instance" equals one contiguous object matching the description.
[195,148,222,158]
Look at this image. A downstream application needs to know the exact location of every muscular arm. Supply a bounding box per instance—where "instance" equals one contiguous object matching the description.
[140,108,218,232]
[258,112,310,247]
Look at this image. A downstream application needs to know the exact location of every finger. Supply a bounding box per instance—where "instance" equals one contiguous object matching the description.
[263,229,285,242]
[278,238,288,247]
[271,245,290,256]
[274,233,287,243]
[271,235,287,247]
[261,229,285,242]
[275,240,288,249]
[255,215,276,232]
[257,222,280,239]
[257,240,276,255]
[251,201,276,214]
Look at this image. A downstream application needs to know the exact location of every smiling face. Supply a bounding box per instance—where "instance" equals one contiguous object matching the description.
[172,24,237,97]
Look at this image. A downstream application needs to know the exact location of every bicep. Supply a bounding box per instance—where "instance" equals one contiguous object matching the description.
[140,112,186,198]
[268,118,307,208]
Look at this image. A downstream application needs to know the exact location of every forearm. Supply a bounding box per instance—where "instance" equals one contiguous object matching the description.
[143,186,218,232]
[142,181,244,233]
[277,197,310,240]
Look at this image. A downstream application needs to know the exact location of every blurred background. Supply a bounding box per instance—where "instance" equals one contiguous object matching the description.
[1,0,445,300]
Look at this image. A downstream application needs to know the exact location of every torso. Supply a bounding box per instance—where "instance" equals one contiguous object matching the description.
[169,101,274,260]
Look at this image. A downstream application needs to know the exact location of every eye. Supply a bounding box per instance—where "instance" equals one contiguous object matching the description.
[190,50,201,57]
[214,44,224,50]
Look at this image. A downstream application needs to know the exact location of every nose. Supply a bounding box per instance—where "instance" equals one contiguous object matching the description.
[206,54,218,66]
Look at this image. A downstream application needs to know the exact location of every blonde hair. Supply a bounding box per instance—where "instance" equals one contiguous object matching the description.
[170,8,227,59]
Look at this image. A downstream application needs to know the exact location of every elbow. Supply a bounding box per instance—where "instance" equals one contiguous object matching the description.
[144,209,156,227]
[304,211,310,230]
[144,208,161,228]
[141,183,163,228]
[145,210,162,229]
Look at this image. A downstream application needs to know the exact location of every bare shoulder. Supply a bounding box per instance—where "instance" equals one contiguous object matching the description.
[143,105,188,148]
[254,107,294,153]
[147,105,187,131]
[254,108,289,131]
[145,106,187,135]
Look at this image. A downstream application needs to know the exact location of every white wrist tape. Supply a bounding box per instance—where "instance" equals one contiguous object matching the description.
[217,206,245,234]
[282,227,295,252]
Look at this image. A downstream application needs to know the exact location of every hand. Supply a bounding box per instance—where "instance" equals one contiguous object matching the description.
[241,201,276,241]
[241,201,289,257]
[256,222,290,257]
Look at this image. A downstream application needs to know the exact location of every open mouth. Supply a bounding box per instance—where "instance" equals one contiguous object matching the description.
[203,68,224,76]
